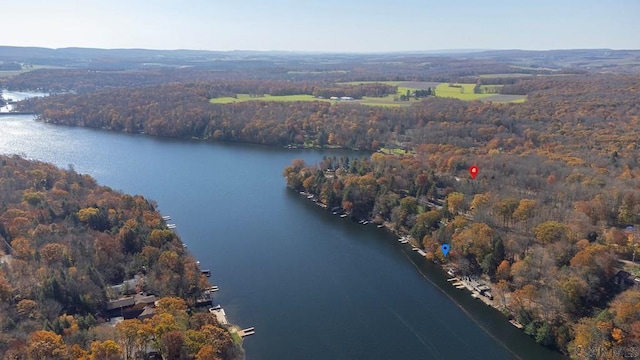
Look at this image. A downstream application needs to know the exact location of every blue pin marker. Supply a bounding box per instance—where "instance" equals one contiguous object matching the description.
[441,244,450,257]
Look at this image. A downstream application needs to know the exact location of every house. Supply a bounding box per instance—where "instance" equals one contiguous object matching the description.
[106,297,135,311]
[340,96,354,101]
[613,270,640,289]
[105,293,158,320]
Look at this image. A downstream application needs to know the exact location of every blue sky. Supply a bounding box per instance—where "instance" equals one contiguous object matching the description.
[4,0,639,52]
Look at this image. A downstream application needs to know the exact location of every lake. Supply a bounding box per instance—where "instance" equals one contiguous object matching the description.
[0,114,565,360]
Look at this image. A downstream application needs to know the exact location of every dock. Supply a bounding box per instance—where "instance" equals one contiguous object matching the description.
[201,269,211,277]
[196,292,213,306]
[410,247,426,256]
[167,223,176,229]
[237,327,256,337]
[209,306,229,325]
[162,215,171,221]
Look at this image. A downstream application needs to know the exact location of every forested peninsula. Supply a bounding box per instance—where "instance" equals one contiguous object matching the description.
[4,51,640,359]
[0,155,242,359]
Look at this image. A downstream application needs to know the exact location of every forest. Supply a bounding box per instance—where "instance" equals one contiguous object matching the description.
[0,155,241,359]
[3,48,640,359]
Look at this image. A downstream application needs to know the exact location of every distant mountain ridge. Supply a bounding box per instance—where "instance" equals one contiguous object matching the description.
[1,45,638,60]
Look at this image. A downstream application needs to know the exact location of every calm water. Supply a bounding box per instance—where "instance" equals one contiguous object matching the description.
[0,115,565,360]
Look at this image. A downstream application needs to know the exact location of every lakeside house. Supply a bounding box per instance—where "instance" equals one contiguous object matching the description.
[614,270,640,290]
[105,293,157,320]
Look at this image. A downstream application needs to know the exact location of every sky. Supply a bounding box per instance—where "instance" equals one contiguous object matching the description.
[3,0,639,52]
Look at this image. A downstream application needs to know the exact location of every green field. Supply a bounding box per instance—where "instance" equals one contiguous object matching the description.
[0,65,65,78]
[433,83,495,101]
[209,81,524,106]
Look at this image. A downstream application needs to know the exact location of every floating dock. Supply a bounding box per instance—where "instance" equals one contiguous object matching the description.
[167,224,176,229]
[162,215,171,221]
[237,327,256,337]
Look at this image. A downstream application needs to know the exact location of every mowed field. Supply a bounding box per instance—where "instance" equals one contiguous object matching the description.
[208,81,526,106]
[345,81,526,103]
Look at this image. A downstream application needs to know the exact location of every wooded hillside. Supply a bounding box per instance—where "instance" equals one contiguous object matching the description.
[0,155,240,359]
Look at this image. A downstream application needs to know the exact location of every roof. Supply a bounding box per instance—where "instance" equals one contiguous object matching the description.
[134,294,157,305]
[138,305,156,319]
[106,297,135,310]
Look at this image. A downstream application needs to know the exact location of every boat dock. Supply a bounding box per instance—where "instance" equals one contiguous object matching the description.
[410,247,426,257]
[167,223,176,229]
[211,307,256,337]
[209,306,229,325]
[162,215,171,221]
[237,327,256,337]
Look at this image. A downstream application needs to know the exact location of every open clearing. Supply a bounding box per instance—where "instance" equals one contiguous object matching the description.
[209,81,525,106]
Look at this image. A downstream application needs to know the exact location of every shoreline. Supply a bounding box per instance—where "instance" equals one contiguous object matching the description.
[297,190,525,331]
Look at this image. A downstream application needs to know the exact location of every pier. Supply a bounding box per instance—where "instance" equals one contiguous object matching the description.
[237,327,256,337]
[209,306,229,325]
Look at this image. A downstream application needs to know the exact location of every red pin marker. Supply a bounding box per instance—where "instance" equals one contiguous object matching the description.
[469,165,479,179]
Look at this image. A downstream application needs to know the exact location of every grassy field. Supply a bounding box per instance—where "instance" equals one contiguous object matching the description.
[433,83,495,101]
[0,65,65,78]
[209,81,525,106]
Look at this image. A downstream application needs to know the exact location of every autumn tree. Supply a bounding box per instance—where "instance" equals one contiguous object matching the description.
[534,221,570,244]
[27,330,68,360]
[90,340,122,360]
